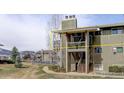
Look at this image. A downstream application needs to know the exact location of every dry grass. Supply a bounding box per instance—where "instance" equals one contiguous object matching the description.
[0,62,38,79]
[0,64,19,78]
[0,63,119,79]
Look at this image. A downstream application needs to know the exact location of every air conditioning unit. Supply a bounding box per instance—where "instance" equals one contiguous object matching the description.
[112,47,117,54]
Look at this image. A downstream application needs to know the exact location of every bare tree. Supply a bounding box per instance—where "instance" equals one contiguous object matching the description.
[46,14,63,49]
[50,14,62,30]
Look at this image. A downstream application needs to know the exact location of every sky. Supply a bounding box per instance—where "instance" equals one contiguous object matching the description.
[0,14,51,51]
[0,14,124,51]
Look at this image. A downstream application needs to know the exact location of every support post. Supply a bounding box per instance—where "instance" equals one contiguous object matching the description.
[65,34,68,72]
[68,52,71,72]
[60,34,62,68]
[85,31,89,73]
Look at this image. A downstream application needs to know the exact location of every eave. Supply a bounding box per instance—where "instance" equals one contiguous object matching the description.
[52,28,99,34]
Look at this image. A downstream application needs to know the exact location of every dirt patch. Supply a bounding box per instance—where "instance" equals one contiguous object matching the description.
[0,63,39,79]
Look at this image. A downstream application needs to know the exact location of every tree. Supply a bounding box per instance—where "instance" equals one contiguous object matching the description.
[46,14,63,49]
[15,53,22,68]
[11,46,18,64]
[11,46,22,68]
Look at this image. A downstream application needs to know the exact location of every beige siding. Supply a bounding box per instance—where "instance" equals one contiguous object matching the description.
[62,19,77,30]
[61,34,66,68]
[94,34,124,72]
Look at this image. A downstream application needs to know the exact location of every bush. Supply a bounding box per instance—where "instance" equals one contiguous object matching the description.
[60,67,66,72]
[15,63,22,68]
[109,65,124,73]
[7,60,14,64]
[0,69,2,71]
[48,65,60,72]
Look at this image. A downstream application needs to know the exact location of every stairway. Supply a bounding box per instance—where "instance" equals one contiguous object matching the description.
[71,52,84,72]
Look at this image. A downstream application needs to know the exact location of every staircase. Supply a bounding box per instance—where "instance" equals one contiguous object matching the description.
[70,33,85,72]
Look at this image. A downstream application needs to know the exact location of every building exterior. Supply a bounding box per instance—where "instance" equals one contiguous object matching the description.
[0,48,12,63]
[0,54,11,61]
[33,50,59,64]
[52,15,124,73]
[20,51,35,62]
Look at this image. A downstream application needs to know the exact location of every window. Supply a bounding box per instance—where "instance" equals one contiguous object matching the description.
[111,28,123,34]
[95,31,101,35]
[113,47,123,54]
[101,30,111,35]
[117,47,123,53]
[112,29,118,34]
[118,29,123,34]
[95,47,102,53]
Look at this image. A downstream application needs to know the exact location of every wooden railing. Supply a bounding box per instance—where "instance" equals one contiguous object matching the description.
[68,41,85,49]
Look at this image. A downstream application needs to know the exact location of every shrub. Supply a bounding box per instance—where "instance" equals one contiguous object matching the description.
[121,66,124,72]
[60,67,66,72]
[48,65,60,72]
[109,65,124,73]
[0,69,2,71]
[15,63,22,68]
[7,60,14,64]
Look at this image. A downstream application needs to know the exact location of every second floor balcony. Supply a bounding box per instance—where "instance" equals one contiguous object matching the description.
[68,41,85,49]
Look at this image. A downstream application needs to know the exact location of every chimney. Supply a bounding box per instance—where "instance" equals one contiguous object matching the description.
[61,15,77,30]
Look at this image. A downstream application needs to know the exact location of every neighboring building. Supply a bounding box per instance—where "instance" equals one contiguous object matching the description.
[0,54,11,61]
[34,51,42,63]
[34,50,58,64]
[0,48,12,63]
[20,51,35,62]
[52,15,124,73]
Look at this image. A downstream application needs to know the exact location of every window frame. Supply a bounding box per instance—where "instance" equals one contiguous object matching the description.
[95,31,101,35]
[112,29,118,34]
[116,47,123,53]
[111,28,123,34]
[95,47,102,53]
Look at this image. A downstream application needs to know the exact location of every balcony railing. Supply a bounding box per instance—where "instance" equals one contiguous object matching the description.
[68,41,85,49]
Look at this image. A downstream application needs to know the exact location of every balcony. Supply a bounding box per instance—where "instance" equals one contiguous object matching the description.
[68,41,85,49]
[67,41,85,52]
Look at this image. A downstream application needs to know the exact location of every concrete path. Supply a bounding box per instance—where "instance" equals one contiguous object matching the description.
[43,66,124,79]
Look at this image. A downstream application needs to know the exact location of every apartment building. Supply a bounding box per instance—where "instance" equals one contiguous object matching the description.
[33,50,59,65]
[52,15,124,73]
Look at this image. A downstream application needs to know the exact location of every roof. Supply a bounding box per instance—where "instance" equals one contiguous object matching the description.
[52,22,124,34]
[52,28,99,34]
[80,22,124,28]
[42,50,55,54]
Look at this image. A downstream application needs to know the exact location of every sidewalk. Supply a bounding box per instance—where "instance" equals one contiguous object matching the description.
[43,66,124,79]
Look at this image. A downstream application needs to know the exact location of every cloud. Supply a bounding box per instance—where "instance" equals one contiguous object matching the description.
[0,14,48,51]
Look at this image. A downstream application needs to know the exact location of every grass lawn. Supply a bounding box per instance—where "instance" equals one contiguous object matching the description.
[0,63,121,79]
[0,63,33,79]
[0,64,19,77]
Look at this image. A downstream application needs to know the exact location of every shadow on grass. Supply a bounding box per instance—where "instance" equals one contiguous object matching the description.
[20,66,29,68]
[15,64,29,68]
